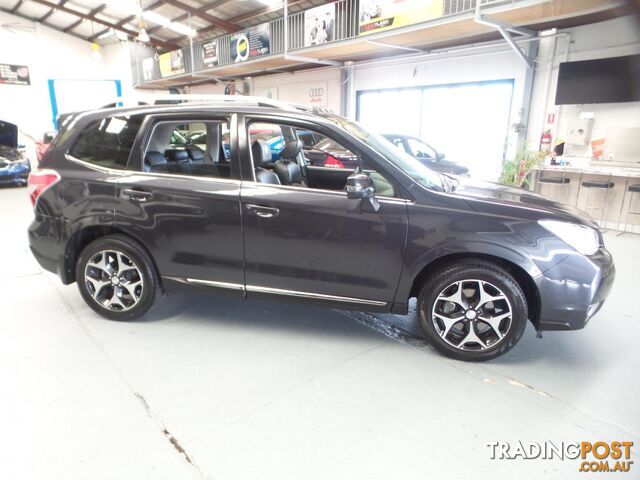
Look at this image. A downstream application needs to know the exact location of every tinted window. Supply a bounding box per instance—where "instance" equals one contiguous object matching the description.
[407,137,435,159]
[69,115,142,169]
[143,120,234,179]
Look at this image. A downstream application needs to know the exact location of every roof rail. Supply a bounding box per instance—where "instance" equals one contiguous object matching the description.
[138,94,299,111]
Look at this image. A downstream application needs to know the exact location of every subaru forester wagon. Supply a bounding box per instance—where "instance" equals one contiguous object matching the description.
[27,98,614,361]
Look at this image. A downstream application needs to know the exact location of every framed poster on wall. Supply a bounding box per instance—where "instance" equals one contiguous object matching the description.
[202,39,218,66]
[0,64,30,86]
[304,3,336,46]
[159,50,185,77]
[230,23,270,62]
[359,0,443,35]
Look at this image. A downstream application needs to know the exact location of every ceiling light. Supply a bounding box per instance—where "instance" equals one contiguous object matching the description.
[97,29,114,40]
[168,22,196,37]
[143,11,170,26]
[90,42,102,61]
[138,28,150,43]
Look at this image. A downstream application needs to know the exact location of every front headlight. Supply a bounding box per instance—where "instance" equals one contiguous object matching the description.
[538,220,600,255]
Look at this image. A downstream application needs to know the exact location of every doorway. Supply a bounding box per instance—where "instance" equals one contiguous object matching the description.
[357,80,514,181]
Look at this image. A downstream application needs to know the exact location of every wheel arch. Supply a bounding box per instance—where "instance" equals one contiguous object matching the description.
[63,225,161,289]
[406,252,541,328]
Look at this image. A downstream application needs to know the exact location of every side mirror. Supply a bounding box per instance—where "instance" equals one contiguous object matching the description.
[346,172,374,199]
[436,152,445,160]
[346,172,380,212]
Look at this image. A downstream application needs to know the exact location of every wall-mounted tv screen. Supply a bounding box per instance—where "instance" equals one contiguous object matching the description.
[555,54,640,105]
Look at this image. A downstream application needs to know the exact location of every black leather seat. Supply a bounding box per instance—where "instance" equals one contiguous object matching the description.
[274,140,307,187]
[252,140,280,185]
[145,151,168,173]
[165,149,192,175]
[186,147,205,165]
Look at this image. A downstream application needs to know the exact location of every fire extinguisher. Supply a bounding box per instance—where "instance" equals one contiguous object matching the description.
[540,130,552,153]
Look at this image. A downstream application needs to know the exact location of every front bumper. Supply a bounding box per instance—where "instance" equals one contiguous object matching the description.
[535,247,615,330]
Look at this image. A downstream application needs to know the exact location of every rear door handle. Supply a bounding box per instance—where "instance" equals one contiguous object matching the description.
[123,188,153,202]
[246,204,279,218]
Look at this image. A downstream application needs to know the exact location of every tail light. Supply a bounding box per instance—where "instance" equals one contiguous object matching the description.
[27,169,60,207]
[324,155,345,169]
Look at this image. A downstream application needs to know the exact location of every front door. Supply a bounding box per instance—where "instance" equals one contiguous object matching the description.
[239,115,409,308]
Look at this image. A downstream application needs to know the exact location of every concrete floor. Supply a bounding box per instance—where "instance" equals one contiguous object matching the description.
[1,185,638,479]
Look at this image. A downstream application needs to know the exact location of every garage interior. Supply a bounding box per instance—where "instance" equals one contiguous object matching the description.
[1,0,639,478]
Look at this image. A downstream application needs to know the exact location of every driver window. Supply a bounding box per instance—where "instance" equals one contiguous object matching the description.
[247,121,397,198]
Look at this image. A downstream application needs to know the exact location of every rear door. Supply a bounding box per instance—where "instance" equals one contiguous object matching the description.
[114,113,245,292]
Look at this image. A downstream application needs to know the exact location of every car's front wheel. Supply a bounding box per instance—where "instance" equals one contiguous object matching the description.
[418,260,528,361]
[76,234,159,321]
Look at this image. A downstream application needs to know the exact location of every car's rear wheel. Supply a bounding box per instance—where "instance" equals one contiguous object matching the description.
[418,260,527,361]
[76,234,159,321]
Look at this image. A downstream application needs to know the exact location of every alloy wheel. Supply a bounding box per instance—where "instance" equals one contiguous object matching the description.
[431,279,513,351]
[84,250,144,311]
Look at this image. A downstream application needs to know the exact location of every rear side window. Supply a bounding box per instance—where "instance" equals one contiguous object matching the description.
[69,115,142,169]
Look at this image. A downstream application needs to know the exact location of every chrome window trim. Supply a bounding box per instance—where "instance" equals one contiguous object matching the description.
[162,276,387,306]
[243,180,411,204]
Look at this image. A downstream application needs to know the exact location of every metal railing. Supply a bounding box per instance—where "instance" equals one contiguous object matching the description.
[135,0,526,85]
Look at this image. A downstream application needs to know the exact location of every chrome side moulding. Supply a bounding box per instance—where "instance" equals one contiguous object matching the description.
[163,276,387,306]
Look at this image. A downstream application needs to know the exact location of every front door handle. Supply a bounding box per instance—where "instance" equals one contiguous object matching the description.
[246,204,279,218]
[123,188,153,202]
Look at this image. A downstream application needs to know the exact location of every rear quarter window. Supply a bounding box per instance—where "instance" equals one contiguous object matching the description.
[69,115,143,169]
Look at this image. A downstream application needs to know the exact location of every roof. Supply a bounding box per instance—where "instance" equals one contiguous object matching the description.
[1,0,331,50]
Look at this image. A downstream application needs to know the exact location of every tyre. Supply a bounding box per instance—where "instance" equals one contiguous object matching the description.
[418,260,527,362]
[76,234,159,321]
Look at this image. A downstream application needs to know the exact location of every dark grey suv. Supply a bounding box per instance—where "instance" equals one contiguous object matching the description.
[27,100,614,361]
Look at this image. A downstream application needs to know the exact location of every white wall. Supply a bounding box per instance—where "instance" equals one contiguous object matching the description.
[188,67,342,113]
[0,10,134,157]
[352,45,534,161]
[526,15,640,158]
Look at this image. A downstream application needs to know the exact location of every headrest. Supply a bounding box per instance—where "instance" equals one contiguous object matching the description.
[251,139,272,166]
[275,159,303,185]
[280,139,302,160]
[187,147,204,162]
[165,149,189,163]
[146,151,166,166]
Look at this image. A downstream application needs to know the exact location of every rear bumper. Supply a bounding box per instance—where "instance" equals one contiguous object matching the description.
[536,248,615,330]
[28,214,68,281]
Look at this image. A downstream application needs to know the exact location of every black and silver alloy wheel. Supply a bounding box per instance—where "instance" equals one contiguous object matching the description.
[76,234,159,321]
[84,250,144,311]
[432,279,512,351]
[418,260,527,361]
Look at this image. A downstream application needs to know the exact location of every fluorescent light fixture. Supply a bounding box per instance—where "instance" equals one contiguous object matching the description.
[111,1,196,38]
[257,0,282,5]
[97,29,114,40]
[143,10,170,26]
[168,22,196,37]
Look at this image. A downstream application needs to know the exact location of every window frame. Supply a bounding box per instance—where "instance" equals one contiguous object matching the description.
[132,113,239,182]
[66,114,144,171]
[241,114,408,201]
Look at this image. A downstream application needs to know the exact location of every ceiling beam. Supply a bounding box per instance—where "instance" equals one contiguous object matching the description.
[160,0,238,32]
[167,0,312,43]
[90,1,163,40]
[10,0,24,14]
[64,3,106,33]
[147,0,233,35]
[40,0,68,23]
[27,0,179,50]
